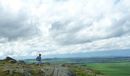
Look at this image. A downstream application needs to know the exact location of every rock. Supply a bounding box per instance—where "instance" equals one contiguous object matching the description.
[4,56,17,63]
[0,64,75,76]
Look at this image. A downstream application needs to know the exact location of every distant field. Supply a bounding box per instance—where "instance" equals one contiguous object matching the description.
[86,62,130,76]
[25,57,130,64]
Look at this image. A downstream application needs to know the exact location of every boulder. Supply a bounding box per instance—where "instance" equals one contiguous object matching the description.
[4,56,17,63]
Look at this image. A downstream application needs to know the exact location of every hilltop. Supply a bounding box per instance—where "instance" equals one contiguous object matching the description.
[0,57,104,76]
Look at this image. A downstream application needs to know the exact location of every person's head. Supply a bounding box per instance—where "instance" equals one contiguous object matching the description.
[39,54,41,56]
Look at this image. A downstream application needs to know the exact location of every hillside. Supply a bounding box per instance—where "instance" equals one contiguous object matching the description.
[0,57,104,76]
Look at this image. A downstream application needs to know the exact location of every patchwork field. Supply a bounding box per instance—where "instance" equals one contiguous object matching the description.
[86,62,130,76]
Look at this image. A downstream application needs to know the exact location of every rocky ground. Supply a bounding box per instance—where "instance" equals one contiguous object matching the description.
[0,57,105,76]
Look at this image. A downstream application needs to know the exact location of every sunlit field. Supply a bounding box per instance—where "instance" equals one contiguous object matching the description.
[87,62,130,76]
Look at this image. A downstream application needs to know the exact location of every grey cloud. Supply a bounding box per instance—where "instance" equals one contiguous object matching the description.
[114,0,121,4]
[108,15,130,37]
[50,20,93,45]
[50,14,130,45]
[50,19,90,34]
[0,6,39,41]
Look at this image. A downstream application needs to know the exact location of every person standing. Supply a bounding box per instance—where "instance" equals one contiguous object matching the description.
[36,54,42,65]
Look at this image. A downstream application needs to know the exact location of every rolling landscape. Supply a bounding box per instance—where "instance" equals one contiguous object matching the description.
[0,56,130,76]
[26,56,130,76]
[0,0,130,76]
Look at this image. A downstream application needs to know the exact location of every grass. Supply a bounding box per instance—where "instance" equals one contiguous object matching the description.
[70,66,95,76]
[64,64,103,76]
[86,62,130,76]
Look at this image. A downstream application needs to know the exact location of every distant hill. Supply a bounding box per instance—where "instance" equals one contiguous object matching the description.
[25,56,130,64]
[43,49,130,58]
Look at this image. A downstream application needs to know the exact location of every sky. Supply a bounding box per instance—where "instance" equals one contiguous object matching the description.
[0,0,130,59]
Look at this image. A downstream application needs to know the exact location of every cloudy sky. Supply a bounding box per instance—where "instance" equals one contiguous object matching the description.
[0,0,130,59]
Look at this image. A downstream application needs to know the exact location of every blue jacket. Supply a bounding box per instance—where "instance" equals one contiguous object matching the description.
[36,56,41,61]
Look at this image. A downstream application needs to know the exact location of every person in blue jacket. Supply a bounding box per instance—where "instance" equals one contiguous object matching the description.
[36,54,42,65]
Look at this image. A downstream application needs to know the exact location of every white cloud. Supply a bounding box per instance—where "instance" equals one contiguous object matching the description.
[0,0,130,59]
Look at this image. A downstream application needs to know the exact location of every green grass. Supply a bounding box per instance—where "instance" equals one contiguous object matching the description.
[86,62,130,76]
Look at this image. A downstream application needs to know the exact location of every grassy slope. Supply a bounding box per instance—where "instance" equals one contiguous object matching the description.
[0,63,104,76]
[86,62,130,76]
